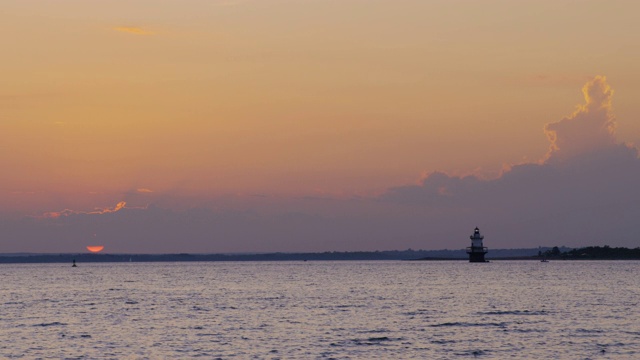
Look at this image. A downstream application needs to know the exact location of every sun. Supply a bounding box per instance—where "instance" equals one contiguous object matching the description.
[86,246,104,253]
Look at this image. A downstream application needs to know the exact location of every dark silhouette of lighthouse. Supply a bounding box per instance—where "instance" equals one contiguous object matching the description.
[466,227,488,262]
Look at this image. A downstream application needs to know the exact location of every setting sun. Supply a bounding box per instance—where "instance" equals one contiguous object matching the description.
[86,246,104,253]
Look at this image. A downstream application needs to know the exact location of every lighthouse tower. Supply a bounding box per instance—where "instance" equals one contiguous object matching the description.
[466,227,488,262]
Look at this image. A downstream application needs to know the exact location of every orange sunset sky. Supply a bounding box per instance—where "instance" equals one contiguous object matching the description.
[2,1,640,253]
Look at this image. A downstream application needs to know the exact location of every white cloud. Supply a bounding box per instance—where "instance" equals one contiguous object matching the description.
[544,76,617,162]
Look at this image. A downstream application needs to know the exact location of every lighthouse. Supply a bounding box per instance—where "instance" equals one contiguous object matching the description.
[466,227,488,262]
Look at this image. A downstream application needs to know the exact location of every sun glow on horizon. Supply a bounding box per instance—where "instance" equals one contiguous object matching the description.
[86,246,105,253]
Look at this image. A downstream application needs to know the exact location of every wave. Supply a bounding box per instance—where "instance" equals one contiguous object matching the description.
[429,321,508,328]
[34,322,67,327]
[478,310,548,316]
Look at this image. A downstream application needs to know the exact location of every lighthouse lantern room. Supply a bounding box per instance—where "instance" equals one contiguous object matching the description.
[466,227,488,263]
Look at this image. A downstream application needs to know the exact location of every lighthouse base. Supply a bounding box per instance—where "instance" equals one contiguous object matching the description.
[468,252,487,263]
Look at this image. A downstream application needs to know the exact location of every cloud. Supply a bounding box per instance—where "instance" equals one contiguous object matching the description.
[113,26,155,35]
[544,76,617,162]
[106,201,127,213]
[42,201,129,218]
[380,76,640,248]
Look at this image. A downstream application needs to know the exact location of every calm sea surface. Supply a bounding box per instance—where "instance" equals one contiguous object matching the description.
[1,260,639,359]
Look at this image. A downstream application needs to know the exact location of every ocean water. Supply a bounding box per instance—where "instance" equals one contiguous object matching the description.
[1,260,639,359]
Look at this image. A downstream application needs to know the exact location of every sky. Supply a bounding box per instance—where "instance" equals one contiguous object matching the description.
[2,0,640,253]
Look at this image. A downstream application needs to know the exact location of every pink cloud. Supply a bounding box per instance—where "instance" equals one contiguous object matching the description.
[42,201,128,218]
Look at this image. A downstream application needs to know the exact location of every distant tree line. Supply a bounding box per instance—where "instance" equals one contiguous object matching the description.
[0,247,543,263]
[3,246,638,263]
[541,245,640,260]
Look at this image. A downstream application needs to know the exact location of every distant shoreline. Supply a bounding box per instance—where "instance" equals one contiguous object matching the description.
[0,248,533,264]
[1,246,638,263]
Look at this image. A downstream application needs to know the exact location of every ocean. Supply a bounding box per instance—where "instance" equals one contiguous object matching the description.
[1,260,639,359]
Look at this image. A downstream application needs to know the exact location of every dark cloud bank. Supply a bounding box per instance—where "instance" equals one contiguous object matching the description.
[6,77,640,253]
